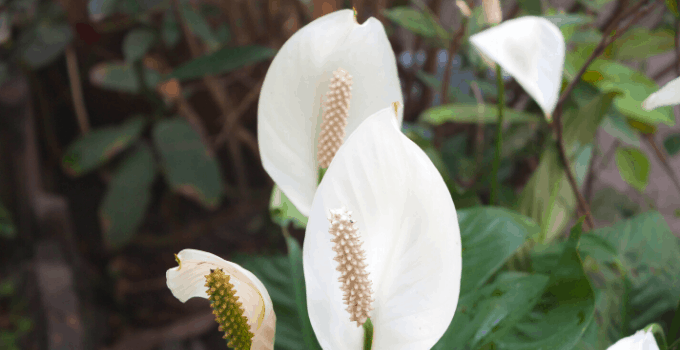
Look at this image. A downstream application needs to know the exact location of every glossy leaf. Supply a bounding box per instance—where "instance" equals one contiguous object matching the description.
[420,103,540,125]
[433,273,550,349]
[89,62,162,93]
[152,118,223,209]
[284,234,322,350]
[100,143,156,248]
[494,221,595,350]
[62,116,147,176]
[168,45,275,81]
[457,207,537,295]
[270,185,308,229]
[615,147,650,193]
[123,28,155,62]
[663,134,680,156]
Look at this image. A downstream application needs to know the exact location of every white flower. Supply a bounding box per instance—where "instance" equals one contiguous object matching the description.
[258,9,403,217]
[302,106,462,350]
[607,328,660,350]
[469,16,565,120]
[642,75,680,111]
[166,249,276,350]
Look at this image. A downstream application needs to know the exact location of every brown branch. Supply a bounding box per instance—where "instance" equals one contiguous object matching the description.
[213,79,264,147]
[644,133,680,195]
[65,45,90,134]
[441,19,467,105]
[550,0,660,232]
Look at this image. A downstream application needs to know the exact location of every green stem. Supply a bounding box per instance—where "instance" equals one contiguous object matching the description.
[491,64,505,206]
[363,317,374,350]
[318,167,327,185]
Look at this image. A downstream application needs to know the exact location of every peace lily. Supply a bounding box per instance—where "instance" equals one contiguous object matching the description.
[166,249,276,350]
[303,105,462,349]
[642,75,680,111]
[469,16,565,121]
[606,328,660,350]
[258,9,403,217]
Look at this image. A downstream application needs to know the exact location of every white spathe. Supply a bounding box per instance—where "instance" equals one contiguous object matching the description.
[469,16,565,120]
[258,9,403,217]
[303,106,461,350]
[606,328,660,350]
[642,75,680,111]
[166,249,276,349]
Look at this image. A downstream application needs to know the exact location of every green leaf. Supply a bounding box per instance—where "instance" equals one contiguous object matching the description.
[162,7,180,48]
[494,221,595,350]
[152,118,223,209]
[89,62,161,93]
[270,185,308,229]
[123,28,155,62]
[168,45,275,82]
[0,200,15,239]
[433,273,550,349]
[100,143,156,248]
[590,186,641,224]
[516,0,542,15]
[457,207,538,295]
[62,116,147,176]
[645,323,669,350]
[610,28,675,61]
[667,0,680,17]
[231,253,308,350]
[615,147,650,193]
[664,134,680,156]
[382,7,449,47]
[669,299,680,346]
[420,104,540,125]
[181,4,220,51]
[284,234,322,350]
[518,92,616,243]
[20,22,73,68]
[601,111,641,147]
[577,0,615,11]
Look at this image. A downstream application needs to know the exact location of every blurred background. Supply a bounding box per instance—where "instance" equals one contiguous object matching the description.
[1,0,679,349]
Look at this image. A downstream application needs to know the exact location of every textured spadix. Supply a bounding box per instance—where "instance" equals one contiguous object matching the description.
[166,249,276,350]
[642,75,680,111]
[606,328,659,350]
[469,16,565,120]
[303,106,461,350]
[318,68,353,169]
[258,9,403,217]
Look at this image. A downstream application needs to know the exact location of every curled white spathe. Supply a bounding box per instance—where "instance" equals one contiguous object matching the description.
[302,106,462,350]
[258,9,403,217]
[470,16,565,120]
[606,328,660,350]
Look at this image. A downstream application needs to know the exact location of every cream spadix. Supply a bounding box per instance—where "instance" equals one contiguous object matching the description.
[642,75,680,111]
[606,328,660,350]
[258,9,403,217]
[166,249,276,350]
[469,16,565,120]
[303,106,462,350]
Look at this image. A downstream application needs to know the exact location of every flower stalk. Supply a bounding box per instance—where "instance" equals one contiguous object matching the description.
[491,63,505,205]
[363,317,374,350]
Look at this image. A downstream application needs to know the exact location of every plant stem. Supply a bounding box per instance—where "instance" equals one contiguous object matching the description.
[491,64,504,205]
[363,317,374,350]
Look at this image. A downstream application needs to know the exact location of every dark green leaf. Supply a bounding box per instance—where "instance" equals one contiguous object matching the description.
[577,0,615,11]
[152,118,223,209]
[516,0,542,15]
[162,7,180,48]
[669,299,680,346]
[667,0,680,17]
[615,147,650,193]
[231,253,308,350]
[20,23,73,68]
[0,200,15,239]
[382,7,449,47]
[457,207,538,295]
[181,4,219,51]
[168,45,275,81]
[420,104,540,125]
[433,273,550,349]
[100,143,156,248]
[123,28,155,62]
[270,185,308,229]
[284,234,322,350]
[88,0,119,21]
[89,62,162,93]
[494,221,595,350]
[62,116,147,176]
[664,134,680,156]
[645,323,669,350]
